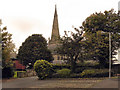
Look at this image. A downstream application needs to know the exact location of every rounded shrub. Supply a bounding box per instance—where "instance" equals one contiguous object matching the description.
[34,60,53,80]
[56,68,71,78]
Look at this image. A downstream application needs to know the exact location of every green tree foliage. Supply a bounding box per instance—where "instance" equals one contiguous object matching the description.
[17,34,53,67]
[83,31,109,68]
[0,20,15,68]
[0,20,15,78]
[57,29,86,72]
[82,9,120,33]
[34,60,53,80]
[81,9,120,68]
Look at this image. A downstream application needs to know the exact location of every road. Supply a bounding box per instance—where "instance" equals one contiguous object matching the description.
[2,76,119,89]
[92,78,119,88]
[2,76,48,88]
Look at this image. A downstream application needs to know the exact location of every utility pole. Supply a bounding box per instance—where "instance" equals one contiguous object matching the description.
[109,32,111,78]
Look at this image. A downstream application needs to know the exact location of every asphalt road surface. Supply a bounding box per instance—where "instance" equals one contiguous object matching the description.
[2,76,119,89]
[92,78,119,88]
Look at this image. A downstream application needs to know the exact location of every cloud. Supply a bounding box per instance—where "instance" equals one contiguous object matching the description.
[6,16,50,34]
[9,17,37,33]
[118,1,120,11]
[3,16,51,49]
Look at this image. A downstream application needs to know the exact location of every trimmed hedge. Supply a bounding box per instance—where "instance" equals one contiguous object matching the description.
[34,60,53,80]
[53,68,71,78]
[69,69,114,78]
[52,63,113,78]
[70,73,81,78]
[53,68,114,78]
[52,63,102,73]
[74,67,91,73]
[52,64,71,70]
[80,69,114,78]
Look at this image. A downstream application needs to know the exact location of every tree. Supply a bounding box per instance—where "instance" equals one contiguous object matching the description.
[0,20,15,68]
[81,9,120,68]
[82,9,120,33]
[17,34,53,67]
[0,20,15,78]
[83,31,109,68]
[57,29,85,72]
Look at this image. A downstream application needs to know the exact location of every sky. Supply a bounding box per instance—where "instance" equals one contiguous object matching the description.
[0,0,119,50]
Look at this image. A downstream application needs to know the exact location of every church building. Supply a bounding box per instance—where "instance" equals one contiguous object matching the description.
[48,5,63,61]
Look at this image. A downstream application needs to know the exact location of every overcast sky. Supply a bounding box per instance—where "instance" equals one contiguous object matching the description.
[0,0,119,49]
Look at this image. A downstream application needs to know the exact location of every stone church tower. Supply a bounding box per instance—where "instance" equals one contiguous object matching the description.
[48,5,62,61]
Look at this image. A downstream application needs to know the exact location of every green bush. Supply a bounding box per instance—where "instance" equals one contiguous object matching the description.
[80,69,113,78]
[70,73,81,78]
[56,68,71,78]
[77,62,99,67]
[53,64,71,70]
[76,62,100,69]
[80,69,95,77]
[75,67,87,73]
[34,60,53,80]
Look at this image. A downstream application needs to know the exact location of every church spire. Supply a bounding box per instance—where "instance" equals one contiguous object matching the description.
[49,5,60,44]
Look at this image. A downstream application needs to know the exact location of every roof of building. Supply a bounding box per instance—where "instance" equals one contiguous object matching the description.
[13,60,25,70]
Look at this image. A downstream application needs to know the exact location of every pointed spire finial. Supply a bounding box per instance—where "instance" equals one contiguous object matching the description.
[49,4,60,44]
[55,4,57,16]
[55,4,57,9]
